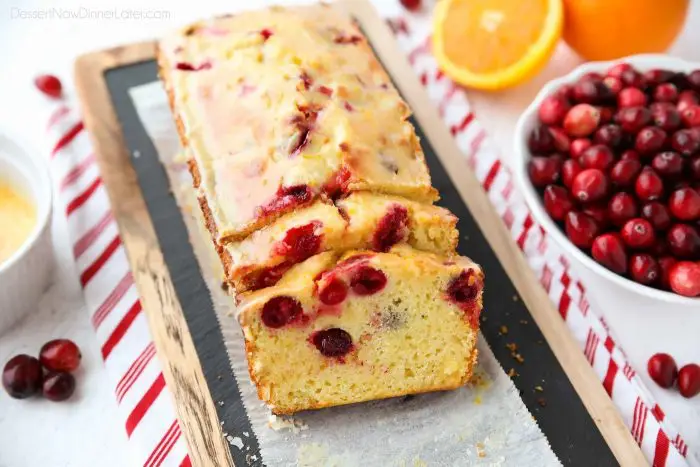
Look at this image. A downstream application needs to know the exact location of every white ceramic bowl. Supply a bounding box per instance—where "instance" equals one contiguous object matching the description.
[0,131,53,334]
[514,54,700,306]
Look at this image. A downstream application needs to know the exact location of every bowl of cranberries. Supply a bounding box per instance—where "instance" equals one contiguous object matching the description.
[515,55,700,302]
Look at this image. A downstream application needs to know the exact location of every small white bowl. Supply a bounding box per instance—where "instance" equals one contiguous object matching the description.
[0,131,53,334]
[514,54,700,306]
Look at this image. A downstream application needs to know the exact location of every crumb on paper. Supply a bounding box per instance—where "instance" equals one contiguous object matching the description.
[473,395,482,405]
[224,433,244,450]
[476,442,486,458]
[470,367,491,390]
[269,413,308,434]
[535,385,544,392]
[506,342,524,364]
[499,325,508,335]
[507,368,518,378]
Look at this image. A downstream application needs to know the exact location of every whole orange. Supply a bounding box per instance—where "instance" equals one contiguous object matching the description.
[562,0,690,61]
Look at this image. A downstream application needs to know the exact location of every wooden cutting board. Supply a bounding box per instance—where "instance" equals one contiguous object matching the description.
[73,1,646,465]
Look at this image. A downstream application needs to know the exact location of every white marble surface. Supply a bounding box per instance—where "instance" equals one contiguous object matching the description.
[0,1,698,466]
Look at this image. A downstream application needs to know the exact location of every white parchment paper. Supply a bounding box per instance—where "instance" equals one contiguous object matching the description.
[129,81,561,467]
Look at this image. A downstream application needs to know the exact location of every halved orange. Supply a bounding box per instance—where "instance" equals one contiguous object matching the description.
[432,0,563,91]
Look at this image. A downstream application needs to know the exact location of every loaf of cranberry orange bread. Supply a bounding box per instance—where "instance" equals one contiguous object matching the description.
[218,191,459,293]
[158,4,438,244]
[237,245,483,415]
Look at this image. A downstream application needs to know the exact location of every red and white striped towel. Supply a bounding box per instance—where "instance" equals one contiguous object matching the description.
[46,104,190,467]
[42,14,696,467]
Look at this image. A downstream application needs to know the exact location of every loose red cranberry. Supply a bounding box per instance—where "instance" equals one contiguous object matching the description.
[651,105,682,132]
[678,364,700,398]
[562,159,582,188]
[610,159,642,187]
[681,105,700,128]
[42,372,76,402]
[608,192,638,227]
[592,233,628,274]
[564,104,600,137]
[621,218,655,249]
[641,202,672,231]
[670,129,700,156]
[620,149,640,161]
[654,83,679,103]
[572,79,613,105]
[318,277,348,306]
[644,69,675,86]
[373,205,409,252]
[651,151,684,179]
[565,212,600,248]
[528,124,555,154]
[543,185,574,221]
[528,156,561,187]
[619,68,646,88]
[580,144,615,170]
[607,63,633,79]
[549,127,571,153]
[539,95,571,126]
[34,74,62,98]
[667,224,700,259]
[399,0,421,10]
[668,261,700,297]
[647,353,678,388]
[635,127,667,155]
[350,266,387,295]
[593,125,624,148]
[582,204,609,227]
[570,138,593,159]
[677,90,700,113]
[446,270,480,305]
[581,72,604,81]
[261,296,303,328]
[689,70,700,91]
[618,87,647,108]
[603,76,623,95]
[311,328,354,357]
[39,339,82,373]
[658,256,677,289]
[554,83,574,100]
[2,355,42,399]
[635,168,664,202]
[615,107,652,133]
[599,107,615,124]
[274,222,322,262]
[629,254,660,285]
[669,188,700,221]
[572,169,609,203]
[690,157,700,180]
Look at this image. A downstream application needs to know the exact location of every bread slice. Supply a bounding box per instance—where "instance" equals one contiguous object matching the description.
[237,245,483,414]
[215,191,458,293]
[158,5,438,243]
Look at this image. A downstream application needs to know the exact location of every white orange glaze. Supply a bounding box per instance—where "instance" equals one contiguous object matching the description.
[159,5,437,242]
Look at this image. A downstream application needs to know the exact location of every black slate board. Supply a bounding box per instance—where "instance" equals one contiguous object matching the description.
[105,59,618,467]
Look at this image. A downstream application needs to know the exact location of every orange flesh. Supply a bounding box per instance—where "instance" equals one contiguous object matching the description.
[441,0,549,74]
